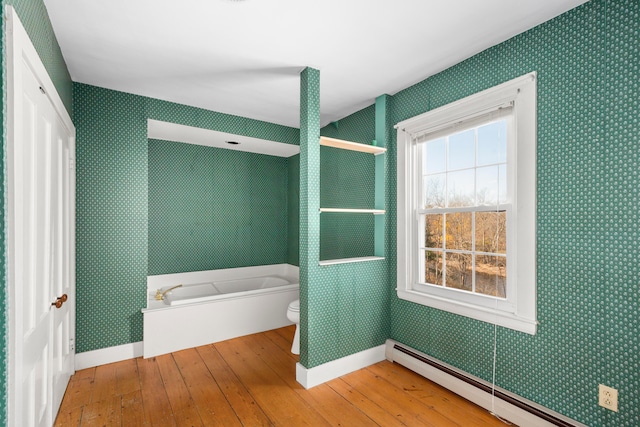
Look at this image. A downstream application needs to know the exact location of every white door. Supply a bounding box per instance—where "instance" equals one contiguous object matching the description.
[49,88,75,414]
[7,7,76,426]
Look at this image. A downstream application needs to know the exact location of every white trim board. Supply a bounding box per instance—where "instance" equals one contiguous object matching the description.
[147,119,300,157]
[296,345,386,389]
[75,342,143,371]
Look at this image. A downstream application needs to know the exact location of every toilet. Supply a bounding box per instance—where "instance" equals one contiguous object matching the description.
[286,299,300,355]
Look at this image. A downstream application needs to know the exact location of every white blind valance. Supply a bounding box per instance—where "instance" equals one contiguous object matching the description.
[410,102,513,144]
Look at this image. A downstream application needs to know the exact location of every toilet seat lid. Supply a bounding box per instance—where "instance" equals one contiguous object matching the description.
[289,299,300,311]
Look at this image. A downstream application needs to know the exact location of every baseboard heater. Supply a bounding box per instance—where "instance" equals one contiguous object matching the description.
[385,340,586,427]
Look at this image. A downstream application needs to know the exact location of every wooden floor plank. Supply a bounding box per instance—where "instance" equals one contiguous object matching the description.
[263,327,298,359]
[172,407,205,427]
[53,405,83,427]
[58,368,95,412]
[114,358,141,396]
[121,390,146,426]
[274,324,296,340]
[172,347,243,426]
[243,332,381,426]
[55,327,520,427]
[304,381,381,426]
[137,357,177,426]
[327,378,408,427]
[195,344,272,426]
[89,362,117,404]
[215,336,331,426]
[240,333,300,389]
[79,395,121,426]
[367,361,507,427]
[155,354,200,415]
[156,353,205,426]
[341,367,456,427]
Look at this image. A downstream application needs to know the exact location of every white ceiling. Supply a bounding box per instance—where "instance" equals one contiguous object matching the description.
[44,0,586,129]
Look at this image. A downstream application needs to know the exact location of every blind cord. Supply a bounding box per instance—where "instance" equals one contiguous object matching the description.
[489,126,512,426]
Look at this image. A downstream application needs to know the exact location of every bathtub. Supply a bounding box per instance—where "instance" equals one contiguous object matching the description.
[142,264,299,358]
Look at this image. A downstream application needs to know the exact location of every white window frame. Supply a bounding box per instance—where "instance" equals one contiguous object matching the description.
[396,73,537,334]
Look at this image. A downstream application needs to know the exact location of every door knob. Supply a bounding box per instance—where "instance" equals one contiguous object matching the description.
[51,294,68,309]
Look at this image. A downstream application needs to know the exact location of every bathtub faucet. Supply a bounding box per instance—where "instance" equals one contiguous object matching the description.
[155,284,183,301]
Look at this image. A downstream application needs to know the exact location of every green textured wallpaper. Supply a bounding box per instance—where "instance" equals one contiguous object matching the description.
[74,82,299,353]
[287,154,300,266]
[148,139,289,274]
[4,0,72,114]
[319,213,374,260]
[5,1,637,425]
[1,1,72,423]
[74,85,148,353]
[298,67,320,367]
[320,105,376,145]
[319,146,375,260]
[300,69,389,368]
[0,8,5,423]
[388,1,639,425]
[319,107,377,261]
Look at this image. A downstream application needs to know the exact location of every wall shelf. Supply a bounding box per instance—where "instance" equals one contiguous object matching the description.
[319,208,385,215]
[320,136,386,155]
[319,256,385,266]
[318,96,388,263]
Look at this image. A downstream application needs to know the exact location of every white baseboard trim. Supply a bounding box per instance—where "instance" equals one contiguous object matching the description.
[385,339,585,427]
[296,344,386,389]
[75,341,143,371]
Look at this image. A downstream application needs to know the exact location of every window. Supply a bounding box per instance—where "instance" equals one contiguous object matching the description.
[396,73,537,334]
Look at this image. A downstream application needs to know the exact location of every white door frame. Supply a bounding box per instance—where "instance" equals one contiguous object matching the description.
[6,5,76,425]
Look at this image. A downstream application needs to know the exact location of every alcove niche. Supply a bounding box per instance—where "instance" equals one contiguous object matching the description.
[146,119,300,275]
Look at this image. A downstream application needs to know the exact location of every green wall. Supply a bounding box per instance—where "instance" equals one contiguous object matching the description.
[148,139,290,275]
[286,105,379,264]
[74,82,299,353]
[3,1,639,425]
[299,71,390,369]
[1,0,72,423]
[388,1,639,425]
[319,106,377,261]
[0,8,5,423]
[4,0,72,113]
[287,154,300,266]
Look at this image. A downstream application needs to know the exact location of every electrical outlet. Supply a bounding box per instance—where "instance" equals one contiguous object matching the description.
[598,384,618,412]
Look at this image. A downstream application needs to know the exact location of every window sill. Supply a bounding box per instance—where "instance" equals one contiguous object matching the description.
[397,289,537,335]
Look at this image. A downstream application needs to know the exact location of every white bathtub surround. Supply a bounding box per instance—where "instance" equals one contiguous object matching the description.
[295,345,386,389]
[143,264,299,358]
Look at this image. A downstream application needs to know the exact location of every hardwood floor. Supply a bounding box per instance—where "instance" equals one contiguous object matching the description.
[55,326,512,426]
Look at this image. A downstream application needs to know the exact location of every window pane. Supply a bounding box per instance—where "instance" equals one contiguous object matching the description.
[475,255,506,298]
[424,174,446,208]
[448,129,475,170]
[445,212,472,250]
[425,214,444,248]
[475,211,507,253]
[425,138,446,174]
[445,252,472,291]
[499,164,507,203]
[447,169,474,207]
[477,121,507,166]
[476,166,499,205]
[425,250,443,285]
